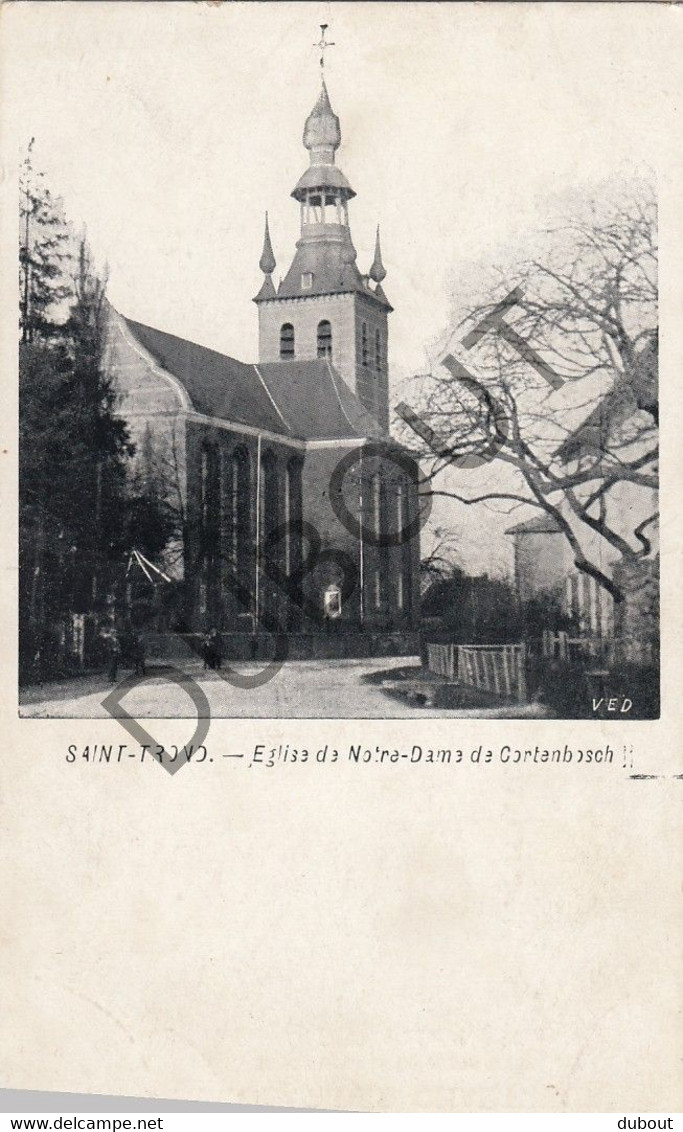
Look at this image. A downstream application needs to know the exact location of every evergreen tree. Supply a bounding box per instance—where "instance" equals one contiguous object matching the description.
[18,234,132,672]
[18,148,175,679]
[19,341,75,671]
[58,236,133,610]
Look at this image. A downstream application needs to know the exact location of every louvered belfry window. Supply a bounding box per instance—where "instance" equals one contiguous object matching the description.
[317,320,332,359]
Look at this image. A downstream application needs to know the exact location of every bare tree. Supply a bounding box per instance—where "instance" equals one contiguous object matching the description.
[403,183,658,606]
[419,525,461,593]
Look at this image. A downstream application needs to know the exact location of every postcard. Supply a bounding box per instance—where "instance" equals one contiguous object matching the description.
[1,1,680,1114]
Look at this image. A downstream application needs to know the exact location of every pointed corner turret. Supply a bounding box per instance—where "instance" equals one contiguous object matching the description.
[254,213,277,304]
[258,212,276,276]
[254,275,276,302]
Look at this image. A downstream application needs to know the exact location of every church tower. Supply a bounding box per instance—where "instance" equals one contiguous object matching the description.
[254,73,392,433]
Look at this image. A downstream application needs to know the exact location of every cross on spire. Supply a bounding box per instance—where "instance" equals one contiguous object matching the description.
[313,23,335,71]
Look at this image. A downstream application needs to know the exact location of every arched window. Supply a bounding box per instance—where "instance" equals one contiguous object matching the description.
[399,477,414,617]
[280,323,295,360]
[317,320,332,359]
[396,483,405,542]
[258,451,278,547]
[284,459,303,579]
[375,328,382,373]
[396,484,406,610]
[257,451,280,625]
[200,443,221,618]
[361,322,369,367]
[201,447,210,531]
[200,444,220,543]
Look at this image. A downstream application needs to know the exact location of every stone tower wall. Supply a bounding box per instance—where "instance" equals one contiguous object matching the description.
[257,292,389,430]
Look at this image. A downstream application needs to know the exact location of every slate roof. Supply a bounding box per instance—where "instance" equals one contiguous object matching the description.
[292,165,355,200]
[257,359,380,439]
[119,314,380,442]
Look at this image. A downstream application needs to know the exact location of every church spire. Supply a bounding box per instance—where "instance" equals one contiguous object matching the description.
[259,212,276,275]
[257,28,390,318]
[292,70,355,206]
[369,225,387,284]
[253,27,392,432]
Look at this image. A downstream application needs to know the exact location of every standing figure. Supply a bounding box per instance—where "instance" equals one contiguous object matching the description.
[204,627,221,671]
[209,628,222,671]
[202,630,212,671]
[131,630,146,677]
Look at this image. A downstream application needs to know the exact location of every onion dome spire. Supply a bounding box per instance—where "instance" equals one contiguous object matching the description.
[259,212,276,275]
[369,225,386,284]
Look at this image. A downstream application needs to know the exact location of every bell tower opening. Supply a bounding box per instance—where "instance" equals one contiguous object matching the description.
[317,320,332,359]
[280,323,295,360]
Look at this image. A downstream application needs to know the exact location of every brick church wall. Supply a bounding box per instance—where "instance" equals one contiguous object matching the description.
[105,312,188,577]
[352,294,389,431]
[301,444,419,632]
[105,313,187,445]
[184,422,302,633]
[258,293,358,388]
[180,433,421,636]
[106,312,420,642]
[257,291,389,428]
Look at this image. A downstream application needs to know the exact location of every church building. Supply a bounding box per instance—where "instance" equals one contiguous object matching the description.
[106,66,421,655]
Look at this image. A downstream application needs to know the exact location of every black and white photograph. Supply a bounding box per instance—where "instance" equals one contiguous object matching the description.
[2,2,680,1120]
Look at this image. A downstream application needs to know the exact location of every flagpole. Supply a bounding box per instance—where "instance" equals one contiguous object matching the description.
[359,448,364,627]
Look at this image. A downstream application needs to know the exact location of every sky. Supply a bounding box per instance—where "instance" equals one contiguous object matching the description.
[3,1,678,576]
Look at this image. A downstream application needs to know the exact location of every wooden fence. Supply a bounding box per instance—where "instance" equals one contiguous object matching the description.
[426,642,527,703]
[426,642,458,681]
[541,630,625,666]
